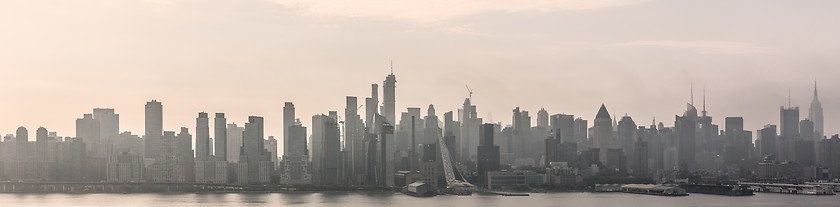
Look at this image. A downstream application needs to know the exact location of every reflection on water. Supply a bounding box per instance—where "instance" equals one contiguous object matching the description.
[0,192,838,207]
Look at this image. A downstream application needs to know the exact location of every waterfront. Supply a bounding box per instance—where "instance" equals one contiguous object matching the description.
[1,192,838,207]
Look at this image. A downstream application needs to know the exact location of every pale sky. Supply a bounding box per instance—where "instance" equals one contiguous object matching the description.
[2,0,839,156]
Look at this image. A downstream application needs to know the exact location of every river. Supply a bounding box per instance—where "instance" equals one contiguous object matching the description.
[1,192,837,207]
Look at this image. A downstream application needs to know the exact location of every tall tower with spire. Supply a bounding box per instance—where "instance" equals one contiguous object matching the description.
[810,81,824,139]
[382,62,396,125]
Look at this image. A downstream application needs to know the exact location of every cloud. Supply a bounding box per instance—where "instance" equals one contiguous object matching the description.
[609,40,774,55]
[270,0,649,22]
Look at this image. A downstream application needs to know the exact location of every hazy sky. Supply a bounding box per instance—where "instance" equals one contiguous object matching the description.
[2,0,839,156]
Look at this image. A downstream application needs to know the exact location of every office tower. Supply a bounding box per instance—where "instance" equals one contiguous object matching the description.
[286,121,308,157]
[226,123,245,163]
[725,117,750,164]
[460,98,482,161]
[76,114,100,143]
[311,115,325,184]
[537,108,549,128]
[145,100,163,159]
[345,97,365,184]
[801,120,815,141]
[366,84,379,132]
[280,119,311,184]
[93,108,119,146]
[574,118,588,146]
[675,104,697,169]
[214,113,227,160]
[820,135,840,178]
[511,107,531,159]
[443,111,460,157]
[476,123,500,186]
[423,106,442,174]
[312,114,342,185]
[424,105,440,145]
[758,125,778,159]
[780,106,799,161]
[633,135,649,177]
[781,106,800,140]
[796,120,816,165]
[810,82,824,139]
[238,116,272,184]
[196,112,210,161]
[265,136,278,169]
[116,132,143,155]
[283,102,295,152]
[593,104,614,163]
[550,114,575,144]
[617,115,637,155]
[382,70,397,126]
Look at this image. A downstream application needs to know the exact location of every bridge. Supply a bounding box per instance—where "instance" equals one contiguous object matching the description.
[438,135,476,195]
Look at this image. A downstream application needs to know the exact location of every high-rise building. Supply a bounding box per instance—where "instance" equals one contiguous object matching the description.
[365,84,379,132]
[809,82,824,139]
[574,118,588,146]
[550,114,574,144]
[312,114,342,185]
[196,112,210,161]
[265,136,278,170]
[781,106,800,140]
[593,104,614,163]
[238,116,272,185]
[476,123,500,186]
[226,123,245,163]
[617,115,636,154]
[280,119,311,185]
[675,104,698,169]
[537,108,549,128]
[758,125,778,159]
[382,70,397,126]
[283,102,295,153]
[214,113,227,160]
[93,108,119,146]
[345,97,365,185]
[145,100,163,159]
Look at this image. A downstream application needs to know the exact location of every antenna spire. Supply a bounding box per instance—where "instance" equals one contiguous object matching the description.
[690,82,694,106]
[703,85,707,113]
[390,60,393,74]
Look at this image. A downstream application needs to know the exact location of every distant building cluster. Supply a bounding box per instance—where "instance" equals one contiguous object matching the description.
[0,70,836,191]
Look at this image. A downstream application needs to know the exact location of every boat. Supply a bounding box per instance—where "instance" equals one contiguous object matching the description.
[679,184,754,196]
[620,184,688,196]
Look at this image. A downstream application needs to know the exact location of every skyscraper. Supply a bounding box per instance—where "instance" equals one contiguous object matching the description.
[593,104,614,163]
[537,108,549,128]
[675,104,698,169]
[92,108,119,145]
[214,113,227,160]
[617,115,637,156]
[226,123,244,163]
[810,82,824,139]
[196,112,210,161]
[238,116,272,184]
[145,100,163,159]
[312,114,342,185]
[283,102,295,152]
[382,68,397,126]
[477,123,500,186]
[780,106,799,161]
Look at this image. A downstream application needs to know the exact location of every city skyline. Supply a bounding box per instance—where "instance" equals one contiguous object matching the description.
[2,1,840,149]
[0,76,830,156]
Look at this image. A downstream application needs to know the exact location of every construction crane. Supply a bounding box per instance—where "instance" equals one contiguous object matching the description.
[465,85,473,99]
